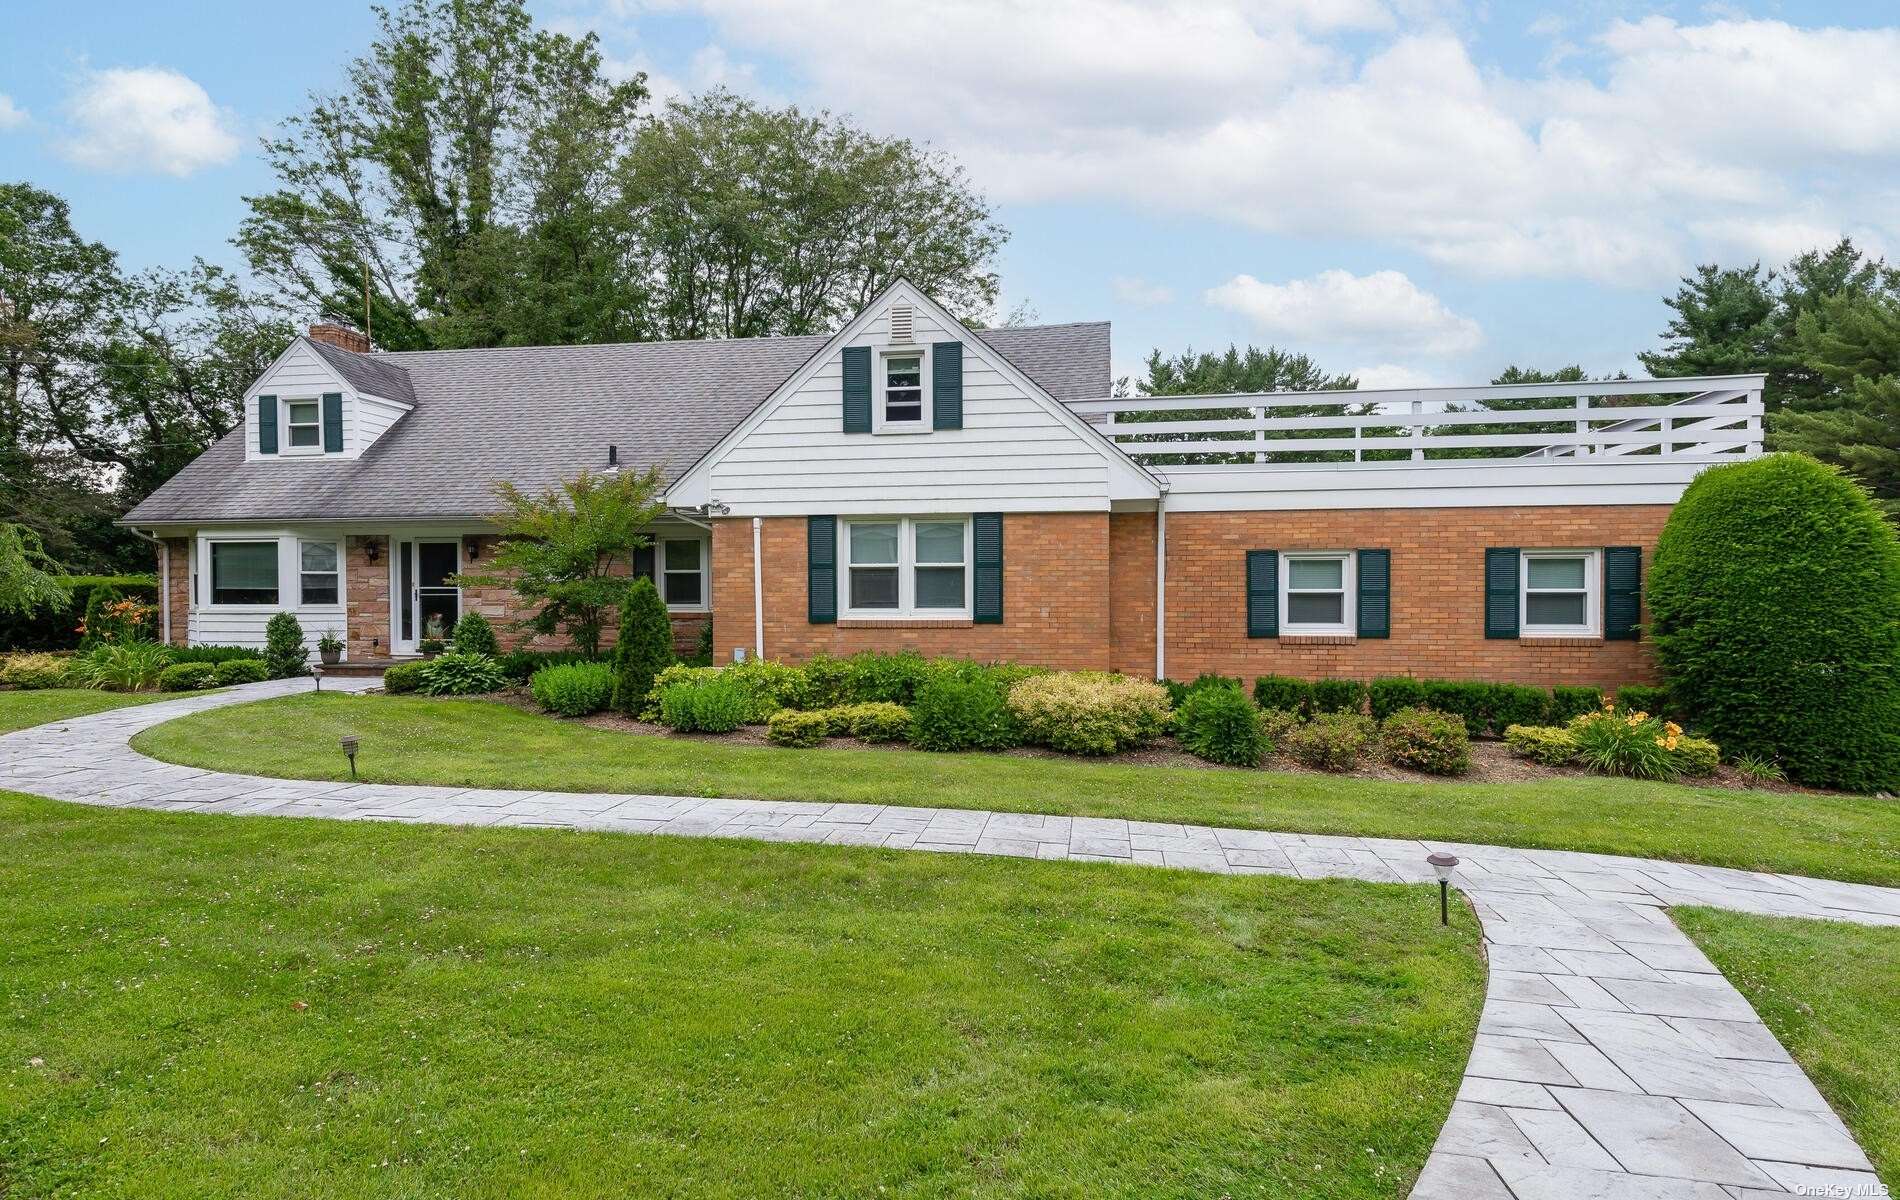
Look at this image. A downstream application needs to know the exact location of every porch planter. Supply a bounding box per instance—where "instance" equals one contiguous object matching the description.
[320,647,342,665]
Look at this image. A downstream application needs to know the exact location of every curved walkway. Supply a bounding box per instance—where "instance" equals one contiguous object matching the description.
[4,680,1898,1199]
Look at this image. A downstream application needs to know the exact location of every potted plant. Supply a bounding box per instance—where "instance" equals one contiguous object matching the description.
[419,637,446,659]
[317,631,344,665]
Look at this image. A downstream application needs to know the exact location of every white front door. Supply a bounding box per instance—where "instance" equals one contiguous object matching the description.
[395,538,461,651]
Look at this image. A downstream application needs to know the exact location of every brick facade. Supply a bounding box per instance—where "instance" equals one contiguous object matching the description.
[709,504,1669,690]
[162,538,190,647]
[713,514,1114,669]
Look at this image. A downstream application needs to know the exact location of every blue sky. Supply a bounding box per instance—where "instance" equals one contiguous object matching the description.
[4,0,1897,390]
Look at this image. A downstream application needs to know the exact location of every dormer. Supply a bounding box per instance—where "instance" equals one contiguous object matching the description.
[842,297,964,436]
[243,324,416,463]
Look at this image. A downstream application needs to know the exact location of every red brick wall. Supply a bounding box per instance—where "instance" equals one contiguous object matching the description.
[1109,513,1157,676]
[713,514,1115,669]
[1151,505,1672,688]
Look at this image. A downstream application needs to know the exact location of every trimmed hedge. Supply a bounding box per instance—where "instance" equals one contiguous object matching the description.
[1310,678,1367,715]
[158,662,217,692]
[213,659,269,686]
[1367,676,1428,721]
[167,644,264,665]
[1175,685,1266,767]
[497,649,600,683]
[1,653,71,688]
[382,661,428,694]
[1650,454,1900,792]
[1253,674,1313,715]
[909,678,1018,752]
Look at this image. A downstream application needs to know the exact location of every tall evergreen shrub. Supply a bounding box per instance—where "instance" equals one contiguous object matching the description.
[1649,454,1900,791]
[611,577,675,714]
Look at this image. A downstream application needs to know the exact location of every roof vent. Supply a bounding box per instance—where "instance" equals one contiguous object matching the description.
[889,304,914,344]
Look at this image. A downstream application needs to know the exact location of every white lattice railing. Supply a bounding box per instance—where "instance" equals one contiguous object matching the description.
[1066,375,1766,467]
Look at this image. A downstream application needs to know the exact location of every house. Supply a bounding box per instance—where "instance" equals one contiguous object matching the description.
[121,281,1765,687]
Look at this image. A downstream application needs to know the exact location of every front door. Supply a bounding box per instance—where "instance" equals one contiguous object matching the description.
[399,539,461,650]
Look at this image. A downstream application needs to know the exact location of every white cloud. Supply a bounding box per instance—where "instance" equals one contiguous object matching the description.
[60,67,239,177]
[1206,269,1482,356]
[1351,363,1442,390]
[0,94,26,131]
[1110,276,1174,306]
[631,6,1900,285]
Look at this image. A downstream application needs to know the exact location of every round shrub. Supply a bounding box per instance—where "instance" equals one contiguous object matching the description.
[158,662,217,692]
[1,653,73,689]
[1650,454,1900,792]
[382,661,428,694]
[1005,672,1170,756]
[530,661,615,716]
[1174,685,1266,767]
[1258,707,1302,749]
[687,678,752,733]
[1284,712,1374,772]
[1379,707,1471,776]
[1504,724,1576,767]
[832,701,912,742]
[417,651,507,696]
[263,611,309,679]
[909,678,1017,752]
[797,654,857,709]
[767,709,832,748]
[658,682,698,730]
[213,658,270,686]
[449,611,500,657]
[1674,735,1720,777]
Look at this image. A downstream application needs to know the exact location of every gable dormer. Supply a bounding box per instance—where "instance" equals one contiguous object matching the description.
[243,325,415,463]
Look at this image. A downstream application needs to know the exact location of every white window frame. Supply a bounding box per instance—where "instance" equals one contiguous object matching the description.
[655,536,708,612]
[873,344,932,435]
[298,539,342,607]
[281,396,326,455]
[205,538,281,608]
[1279,551,1355,636]
[839,516,972,619]
[1520,549,1600,637]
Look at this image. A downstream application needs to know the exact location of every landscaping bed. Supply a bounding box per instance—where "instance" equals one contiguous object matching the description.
[0,788,1481,1199]
[133,693,1900,886]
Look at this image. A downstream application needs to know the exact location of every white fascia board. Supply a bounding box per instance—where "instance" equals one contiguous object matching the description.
[662,278,1161,509]
[696,496,1110,518]
[1159,458,1726,512]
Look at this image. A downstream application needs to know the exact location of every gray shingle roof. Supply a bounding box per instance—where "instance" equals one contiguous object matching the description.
[303,336,417,404]
[123,321,1111,524]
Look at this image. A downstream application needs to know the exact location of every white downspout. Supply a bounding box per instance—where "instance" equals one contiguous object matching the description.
[1154,494,1167,682]
[128,527,170,645]
[751,517,765,662]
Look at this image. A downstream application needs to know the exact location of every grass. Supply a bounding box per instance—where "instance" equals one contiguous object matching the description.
[134,693,1900,887]
[0,687,173,733]
[0,789,1481,1199]
[1677,909,1900,1190]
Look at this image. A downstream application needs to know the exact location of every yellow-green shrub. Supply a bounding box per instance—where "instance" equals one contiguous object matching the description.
[1005,672,1171,756]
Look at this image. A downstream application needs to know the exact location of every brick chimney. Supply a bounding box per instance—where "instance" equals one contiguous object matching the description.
[308,322,370,354]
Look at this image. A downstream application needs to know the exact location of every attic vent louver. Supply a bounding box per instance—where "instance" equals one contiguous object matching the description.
[889,304,914,344]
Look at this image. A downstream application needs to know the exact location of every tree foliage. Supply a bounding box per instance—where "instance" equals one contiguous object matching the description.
[0,522,69,618]
[1776,292,1900,514]
[1648,454,1900,793]
[1114,345,1358,465]
[454,469,664,657]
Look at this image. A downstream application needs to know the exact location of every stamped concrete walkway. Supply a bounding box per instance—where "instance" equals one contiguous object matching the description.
[3,679,1897,1199]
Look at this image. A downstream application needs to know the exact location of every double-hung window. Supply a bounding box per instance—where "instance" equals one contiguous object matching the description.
[844,517,969,617]
[876,347,929,431]
[1521,550,1598,636]
[661,538,705,607]
[210,541,279,606]
[299,540,340,605]
[1280,551,1354,635]
[285,399,322,450]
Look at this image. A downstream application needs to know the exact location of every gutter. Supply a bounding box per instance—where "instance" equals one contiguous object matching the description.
[124,526,171,646]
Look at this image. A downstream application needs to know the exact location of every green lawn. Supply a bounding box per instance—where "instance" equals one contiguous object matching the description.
[0,687,173,733]
[134,693,1900,886]
[0,789,1480,1199]
[1678,909,1900,1189]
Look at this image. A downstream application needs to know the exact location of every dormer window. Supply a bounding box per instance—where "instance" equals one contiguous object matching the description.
[286,400,322,449]
[875,346,931,433]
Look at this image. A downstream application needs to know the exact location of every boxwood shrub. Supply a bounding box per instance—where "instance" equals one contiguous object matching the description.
[767,709,831,748]
[1253,674,1313,715]
[158,662,218,692]
[1310,678,1367,715]
[381,661,429,694]
[1614,684,1671,718]
[212,659,270,686]
[1174,685,1266,767]
[909,678,1017,752]
[1367,676,1428,721]
[1650,454,1900,792]
[1547,686,1603,724]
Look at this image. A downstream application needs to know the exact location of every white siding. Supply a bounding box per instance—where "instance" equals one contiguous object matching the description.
[242,341,411,462]
[186,530,348,653]
[702,295,1130,516]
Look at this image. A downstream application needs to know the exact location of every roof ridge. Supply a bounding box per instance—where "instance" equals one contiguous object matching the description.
[368,321,1106,359]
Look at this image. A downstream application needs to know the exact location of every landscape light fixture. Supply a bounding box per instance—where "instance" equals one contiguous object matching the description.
[340,735,359,780]
[1427,852,1459,926]
[312,664,322,693]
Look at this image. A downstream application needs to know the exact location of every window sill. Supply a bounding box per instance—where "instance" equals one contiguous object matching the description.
[840,617,973,629]
[1279,633,1357,645]
[1519,634,1603,646]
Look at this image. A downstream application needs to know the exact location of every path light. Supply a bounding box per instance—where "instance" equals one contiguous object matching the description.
[340,735,359,780]
[312,664,323,693]
[1428,852,1459,926]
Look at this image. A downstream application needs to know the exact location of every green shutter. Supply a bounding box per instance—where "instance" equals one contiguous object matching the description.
[842,346,872,433]
[1356,549,1390,638]
[973,513,1004,624]
[256,395,277,455]
[633,543,655,580]
[932,341,963,430]
[322,392,344,453]
[1246,550,1278,638]
[1485,547,1520,639]
[1604,546,1642,640]
[808,516,837,624]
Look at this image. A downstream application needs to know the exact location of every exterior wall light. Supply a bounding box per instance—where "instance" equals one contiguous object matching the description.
[1428,852,1459,926]
[365,539,381,563]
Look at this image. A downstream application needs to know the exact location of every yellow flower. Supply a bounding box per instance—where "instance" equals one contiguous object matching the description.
[1662,735,1680,750]
[1664,722,1682,737]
